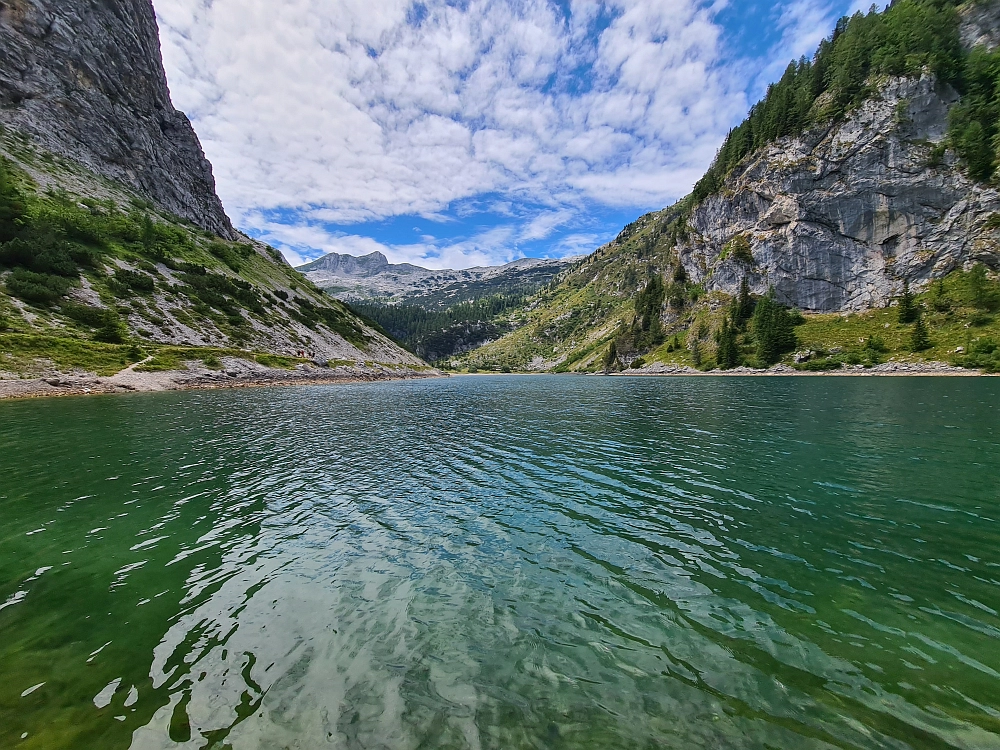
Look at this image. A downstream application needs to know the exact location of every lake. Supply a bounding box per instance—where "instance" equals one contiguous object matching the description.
[0,375,998,749]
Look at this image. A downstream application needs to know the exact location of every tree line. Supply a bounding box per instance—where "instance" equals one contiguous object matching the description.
[692,0,1000,204]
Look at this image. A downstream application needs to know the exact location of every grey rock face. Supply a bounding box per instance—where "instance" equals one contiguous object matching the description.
[300,252,404,278]
[678,75,1000,312]
[299,252,575,307]
[0,0,233,238]
[961,0,1000,51]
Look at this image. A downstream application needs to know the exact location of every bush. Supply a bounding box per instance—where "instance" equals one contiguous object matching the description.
[93,315,128,344]
[113,268,155,294]
[60,301,109,328]
[794,358,844,371]
[209,241,251,272]
[721,234,754,265]
[5,268,72,304]
[630,357,646,369]
[955,337,1000,372]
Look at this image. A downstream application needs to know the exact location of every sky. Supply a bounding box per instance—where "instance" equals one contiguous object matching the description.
[153,0,885,269]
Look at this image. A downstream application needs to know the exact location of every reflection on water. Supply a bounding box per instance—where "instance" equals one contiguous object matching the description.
[0,376,999,749]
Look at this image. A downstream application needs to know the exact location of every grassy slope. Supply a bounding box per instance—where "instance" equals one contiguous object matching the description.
[0,132,417,378]
[455,211,1000,373]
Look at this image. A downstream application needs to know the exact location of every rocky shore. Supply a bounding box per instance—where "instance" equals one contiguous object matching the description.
[0,357,442,400]
[615,360,982,376]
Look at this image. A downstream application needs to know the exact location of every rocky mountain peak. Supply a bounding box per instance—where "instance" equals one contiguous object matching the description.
[0,0,234,238]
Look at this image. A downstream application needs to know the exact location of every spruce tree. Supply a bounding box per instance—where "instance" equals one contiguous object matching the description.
[733,276,753,323]
[690,339,703,368]
[910,313,931,351]
[715,316,739,369]
[898,279,918,323]
[751,290,797,365]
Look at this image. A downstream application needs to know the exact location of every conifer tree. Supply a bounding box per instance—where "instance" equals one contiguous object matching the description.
[751,289,797,364]
[897,279,918,324]
[733,276,753,323]
[690,339,703,368]
[715,316,739,369]
[910,313,931,351]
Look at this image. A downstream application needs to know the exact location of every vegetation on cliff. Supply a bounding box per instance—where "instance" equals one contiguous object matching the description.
[693,0,1000,204]
[0,147,412,378]
[453,0,1000,374]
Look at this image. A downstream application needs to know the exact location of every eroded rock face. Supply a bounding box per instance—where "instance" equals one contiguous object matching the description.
[0,0,233,238]
[678,75,1000,312]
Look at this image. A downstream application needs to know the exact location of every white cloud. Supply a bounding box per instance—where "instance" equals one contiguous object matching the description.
[153,0,856,268]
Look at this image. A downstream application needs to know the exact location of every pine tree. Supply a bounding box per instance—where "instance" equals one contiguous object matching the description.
[715,316,739,369]
[897,279,918,324]
[690,339,703,368]
[751,289,797,365]
[733,276,753,323]
[910,313,931,351]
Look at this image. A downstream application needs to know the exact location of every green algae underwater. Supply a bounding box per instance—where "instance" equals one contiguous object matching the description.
[0,375,998,749]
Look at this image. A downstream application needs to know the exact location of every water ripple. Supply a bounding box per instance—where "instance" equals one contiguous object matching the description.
[0,376,998,748]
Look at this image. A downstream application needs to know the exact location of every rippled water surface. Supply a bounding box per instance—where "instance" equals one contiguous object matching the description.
[1,376,999,749]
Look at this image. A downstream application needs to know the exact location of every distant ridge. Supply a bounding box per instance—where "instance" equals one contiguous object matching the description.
[298,252,577,309]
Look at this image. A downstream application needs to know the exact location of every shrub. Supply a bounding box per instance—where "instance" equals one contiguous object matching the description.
[955,337,1000,372]
[60,301,108,328]
[93,315,128,344]
[113,268,155,293]
[5,268,72,304]
[721,234,754,265]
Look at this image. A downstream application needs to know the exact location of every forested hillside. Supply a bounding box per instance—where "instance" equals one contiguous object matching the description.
[351,295,527,362]
[458,0,1000,374]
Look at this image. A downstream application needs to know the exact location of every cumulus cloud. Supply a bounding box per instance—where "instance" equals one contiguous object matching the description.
[153,0,859,268]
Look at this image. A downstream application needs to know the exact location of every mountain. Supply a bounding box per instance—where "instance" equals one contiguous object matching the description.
[298,252,575,309]
[0,0,428,386]
[459,0,1000,374]
[299,251,576,362]
[0,0,231,238]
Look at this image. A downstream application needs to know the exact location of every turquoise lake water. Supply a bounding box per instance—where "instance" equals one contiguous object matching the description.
[0,375,998,749]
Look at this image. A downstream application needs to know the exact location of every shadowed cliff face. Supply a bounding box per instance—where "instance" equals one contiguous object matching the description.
[0,0,234,238]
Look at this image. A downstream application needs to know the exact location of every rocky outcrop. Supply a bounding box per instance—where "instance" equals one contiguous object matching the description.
[0,0,233,238]
[678,74,1000,312]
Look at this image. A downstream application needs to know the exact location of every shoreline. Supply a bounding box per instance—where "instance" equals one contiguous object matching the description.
[0,358,444,401]
[2,361,989,400]
[452,361,988,377]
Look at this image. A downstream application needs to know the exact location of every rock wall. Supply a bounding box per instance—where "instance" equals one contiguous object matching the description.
[678,74,1000,312]
[673,3,1000,313]
[0,0,233,238]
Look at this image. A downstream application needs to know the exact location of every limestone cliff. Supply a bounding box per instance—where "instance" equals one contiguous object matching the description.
[675,4,1000,312]
[679,74,999,312]
[0,0,233,238]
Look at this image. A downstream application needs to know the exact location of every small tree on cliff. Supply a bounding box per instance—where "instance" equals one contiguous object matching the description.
[898,279,918,324]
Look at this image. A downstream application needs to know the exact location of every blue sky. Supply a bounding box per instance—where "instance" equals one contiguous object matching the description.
[154,0,882,269]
